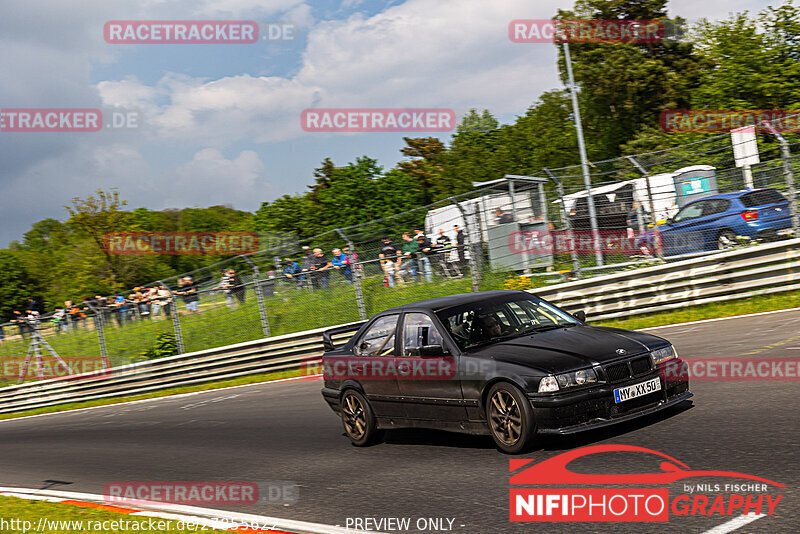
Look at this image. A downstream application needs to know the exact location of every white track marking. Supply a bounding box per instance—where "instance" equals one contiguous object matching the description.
[641,307,800,330]
[0,487,383,534]
[700,513,766,534]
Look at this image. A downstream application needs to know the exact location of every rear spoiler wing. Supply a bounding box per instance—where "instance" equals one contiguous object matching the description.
[322,322,366,351]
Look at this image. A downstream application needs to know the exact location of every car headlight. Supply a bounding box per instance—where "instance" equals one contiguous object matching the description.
[556,368,598,388]
[651,345,677,365]
[538,375,559,392]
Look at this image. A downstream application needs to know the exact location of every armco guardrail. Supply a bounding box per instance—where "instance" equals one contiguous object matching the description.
[0,324,360,415]
[534,237,800,322]
[0,238,797,415]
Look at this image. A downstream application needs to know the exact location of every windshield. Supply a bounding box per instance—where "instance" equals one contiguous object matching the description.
[436,295,579,351]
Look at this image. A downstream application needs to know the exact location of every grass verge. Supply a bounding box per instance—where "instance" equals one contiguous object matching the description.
[0,496,231,533]
[595,289,800,330]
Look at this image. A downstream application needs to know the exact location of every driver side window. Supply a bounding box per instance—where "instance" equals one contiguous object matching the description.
[673,201,705,223]
[402,313,444,356]
[354,314,398,357]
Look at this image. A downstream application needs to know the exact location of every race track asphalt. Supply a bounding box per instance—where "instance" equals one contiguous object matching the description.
[0,309,798,534]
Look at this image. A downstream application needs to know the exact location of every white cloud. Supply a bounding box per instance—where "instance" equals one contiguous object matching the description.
[158,148,268,210]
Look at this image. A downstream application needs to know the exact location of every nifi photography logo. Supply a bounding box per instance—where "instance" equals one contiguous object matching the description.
[509,444,784,523]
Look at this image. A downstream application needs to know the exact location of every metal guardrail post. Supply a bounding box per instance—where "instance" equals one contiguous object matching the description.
[449,197,480,292]
[627,156,665,261]
[83,301,111,369]
[241,255,271,338]
[544,168,581,278]
[158,280,185,354]
[760,121,800,237]
[334,228,368,320]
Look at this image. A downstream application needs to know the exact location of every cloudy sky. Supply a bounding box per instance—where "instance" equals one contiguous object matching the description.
[0,0,779,246]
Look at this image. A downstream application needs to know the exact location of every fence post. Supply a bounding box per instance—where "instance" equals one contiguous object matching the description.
[449,197,480,292]
[83,300,111,369]
[158,281,185,354]
[241,255,271,338]
[334,229,368,320]
[760,121,800,237]
[544,169,581,278]
[627,156,665,261]
[563,41,603,267]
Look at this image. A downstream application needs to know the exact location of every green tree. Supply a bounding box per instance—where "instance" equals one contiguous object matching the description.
[0,251,37,321]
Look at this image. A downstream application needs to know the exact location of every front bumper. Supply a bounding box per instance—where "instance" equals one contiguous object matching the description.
[530,369,691,435]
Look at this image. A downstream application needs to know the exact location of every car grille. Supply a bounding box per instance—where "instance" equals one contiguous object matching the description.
[604,356,652,383]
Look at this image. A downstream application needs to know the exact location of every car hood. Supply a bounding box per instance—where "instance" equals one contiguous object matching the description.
[475,325,667,374]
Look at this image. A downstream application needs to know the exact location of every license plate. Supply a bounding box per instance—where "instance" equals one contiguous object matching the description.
[777,229,794,236]
[613,377,661,403]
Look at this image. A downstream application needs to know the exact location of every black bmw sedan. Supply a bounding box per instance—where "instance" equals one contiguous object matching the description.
[321,290,691,453]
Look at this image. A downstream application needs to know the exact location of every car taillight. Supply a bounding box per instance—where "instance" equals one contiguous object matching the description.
[740,210,759,221]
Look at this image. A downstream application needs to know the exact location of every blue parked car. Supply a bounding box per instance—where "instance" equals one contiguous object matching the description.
[636,188,795,256]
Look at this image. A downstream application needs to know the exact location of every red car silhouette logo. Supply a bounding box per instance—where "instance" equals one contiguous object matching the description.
[510,444,785,487]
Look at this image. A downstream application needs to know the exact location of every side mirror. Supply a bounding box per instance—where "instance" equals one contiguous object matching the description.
[572,310,586,322]
[419,344,448,357]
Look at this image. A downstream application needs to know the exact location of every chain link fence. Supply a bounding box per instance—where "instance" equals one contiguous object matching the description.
[2,114,798,385]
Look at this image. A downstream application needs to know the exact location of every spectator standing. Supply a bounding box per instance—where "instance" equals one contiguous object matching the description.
[148,287,163,317]
[342,246,361,279]
[415,235,434,282]
[113,293,130,326]
[399,232,419,281]
[310,248,330,289]
[26,297,41,315]
[229,269,246,306]
[177,276,200,313]
[454,224,466,269]
[132,287,150,319]
[299,246,313,289]
[495,207,514,224]
[156,285,173,318]
[66,301,82,330]
[330,248,352,283]
[214,269,236,308]
[283,258,303,288]
[435,229,459,277]
[626,201,651,238]
[11,310,29,340]
[379,236,401,288]
[52,307,66,334]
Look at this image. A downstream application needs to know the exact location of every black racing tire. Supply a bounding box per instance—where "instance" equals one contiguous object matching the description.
[717,229,737,250]
[485,382,536,454]
[340,389,381,447]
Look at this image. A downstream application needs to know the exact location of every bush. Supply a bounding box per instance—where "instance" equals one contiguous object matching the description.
[503,275,546,291]
[136,332,178,361]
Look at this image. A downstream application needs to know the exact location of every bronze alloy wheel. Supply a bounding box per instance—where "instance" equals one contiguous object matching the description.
[342,393,367,439]
[340,389,380,446]
[486,382,535,454]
